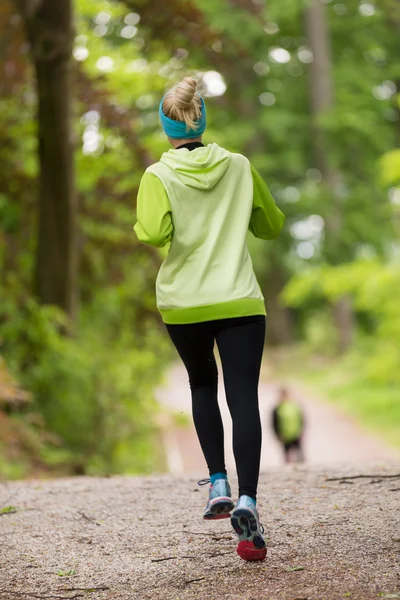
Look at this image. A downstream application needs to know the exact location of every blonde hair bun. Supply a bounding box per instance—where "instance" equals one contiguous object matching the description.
[174,77,197,109]
[162,76,202,132]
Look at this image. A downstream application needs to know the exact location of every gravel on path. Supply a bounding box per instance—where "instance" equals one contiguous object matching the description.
[1,464,399,600]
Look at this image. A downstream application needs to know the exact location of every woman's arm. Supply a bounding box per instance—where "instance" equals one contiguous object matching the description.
[248,164,285,240]
[134,172,173,248]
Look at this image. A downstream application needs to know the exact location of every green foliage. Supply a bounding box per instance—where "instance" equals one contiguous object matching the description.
[380,149,400,186]
[281,258,400,447]
[0,0,172,478]
[303,310,339,356]
[283,259,400,383]
[0,506,17,515]
[57,569,76,577]
[1,0,400,475]
[0,292,169,476]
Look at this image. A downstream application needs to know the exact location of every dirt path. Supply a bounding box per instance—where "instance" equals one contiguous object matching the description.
[156,364,399,475]
[1,466,400,600]
[1,366,399,600]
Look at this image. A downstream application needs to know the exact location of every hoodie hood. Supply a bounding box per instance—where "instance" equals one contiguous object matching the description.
[159,143,231,190]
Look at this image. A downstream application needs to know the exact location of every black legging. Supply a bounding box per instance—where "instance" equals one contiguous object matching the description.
[166,315,265,500]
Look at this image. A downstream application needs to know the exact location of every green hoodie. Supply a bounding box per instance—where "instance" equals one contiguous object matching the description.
[134,143,284,324]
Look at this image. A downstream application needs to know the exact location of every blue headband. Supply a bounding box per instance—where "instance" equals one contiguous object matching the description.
[159,93,206,138]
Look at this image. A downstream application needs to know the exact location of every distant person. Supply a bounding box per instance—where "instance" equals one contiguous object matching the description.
[134,76,284,561]
[272,387,305,463]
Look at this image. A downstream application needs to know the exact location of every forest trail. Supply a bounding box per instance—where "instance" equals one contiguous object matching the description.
[156,363,399,475]
[1,465,399,600]
[1,365,399,600]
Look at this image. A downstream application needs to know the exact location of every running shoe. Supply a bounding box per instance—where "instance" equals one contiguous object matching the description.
[230,495,267,561]
[198,478,235,520]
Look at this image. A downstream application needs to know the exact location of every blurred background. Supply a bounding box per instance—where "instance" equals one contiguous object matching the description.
[0,0,399,479]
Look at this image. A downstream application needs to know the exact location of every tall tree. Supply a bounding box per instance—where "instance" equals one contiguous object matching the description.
[304,0,353,352]
[14,0,78,320]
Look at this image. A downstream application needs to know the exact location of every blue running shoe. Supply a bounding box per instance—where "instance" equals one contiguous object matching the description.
[230,495,267,561]
[198,478,235,520]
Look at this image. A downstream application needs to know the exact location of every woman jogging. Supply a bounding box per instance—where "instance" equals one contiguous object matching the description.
[134,77,284,562]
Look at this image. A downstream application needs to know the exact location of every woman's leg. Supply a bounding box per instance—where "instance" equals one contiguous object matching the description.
[215,316,265,501]
[166,322,226,476]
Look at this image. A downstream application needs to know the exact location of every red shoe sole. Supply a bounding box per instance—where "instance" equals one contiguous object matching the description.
[237,540,267,562]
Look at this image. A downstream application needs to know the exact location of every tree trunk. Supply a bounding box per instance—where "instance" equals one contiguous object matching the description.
[305,0,353,351]
[15,0,78,320]
[262,256,293,346]
[332,296,354,353]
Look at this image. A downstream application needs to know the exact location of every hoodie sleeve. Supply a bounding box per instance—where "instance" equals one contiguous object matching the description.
[249,164,285,240]
[134,172,173,248]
